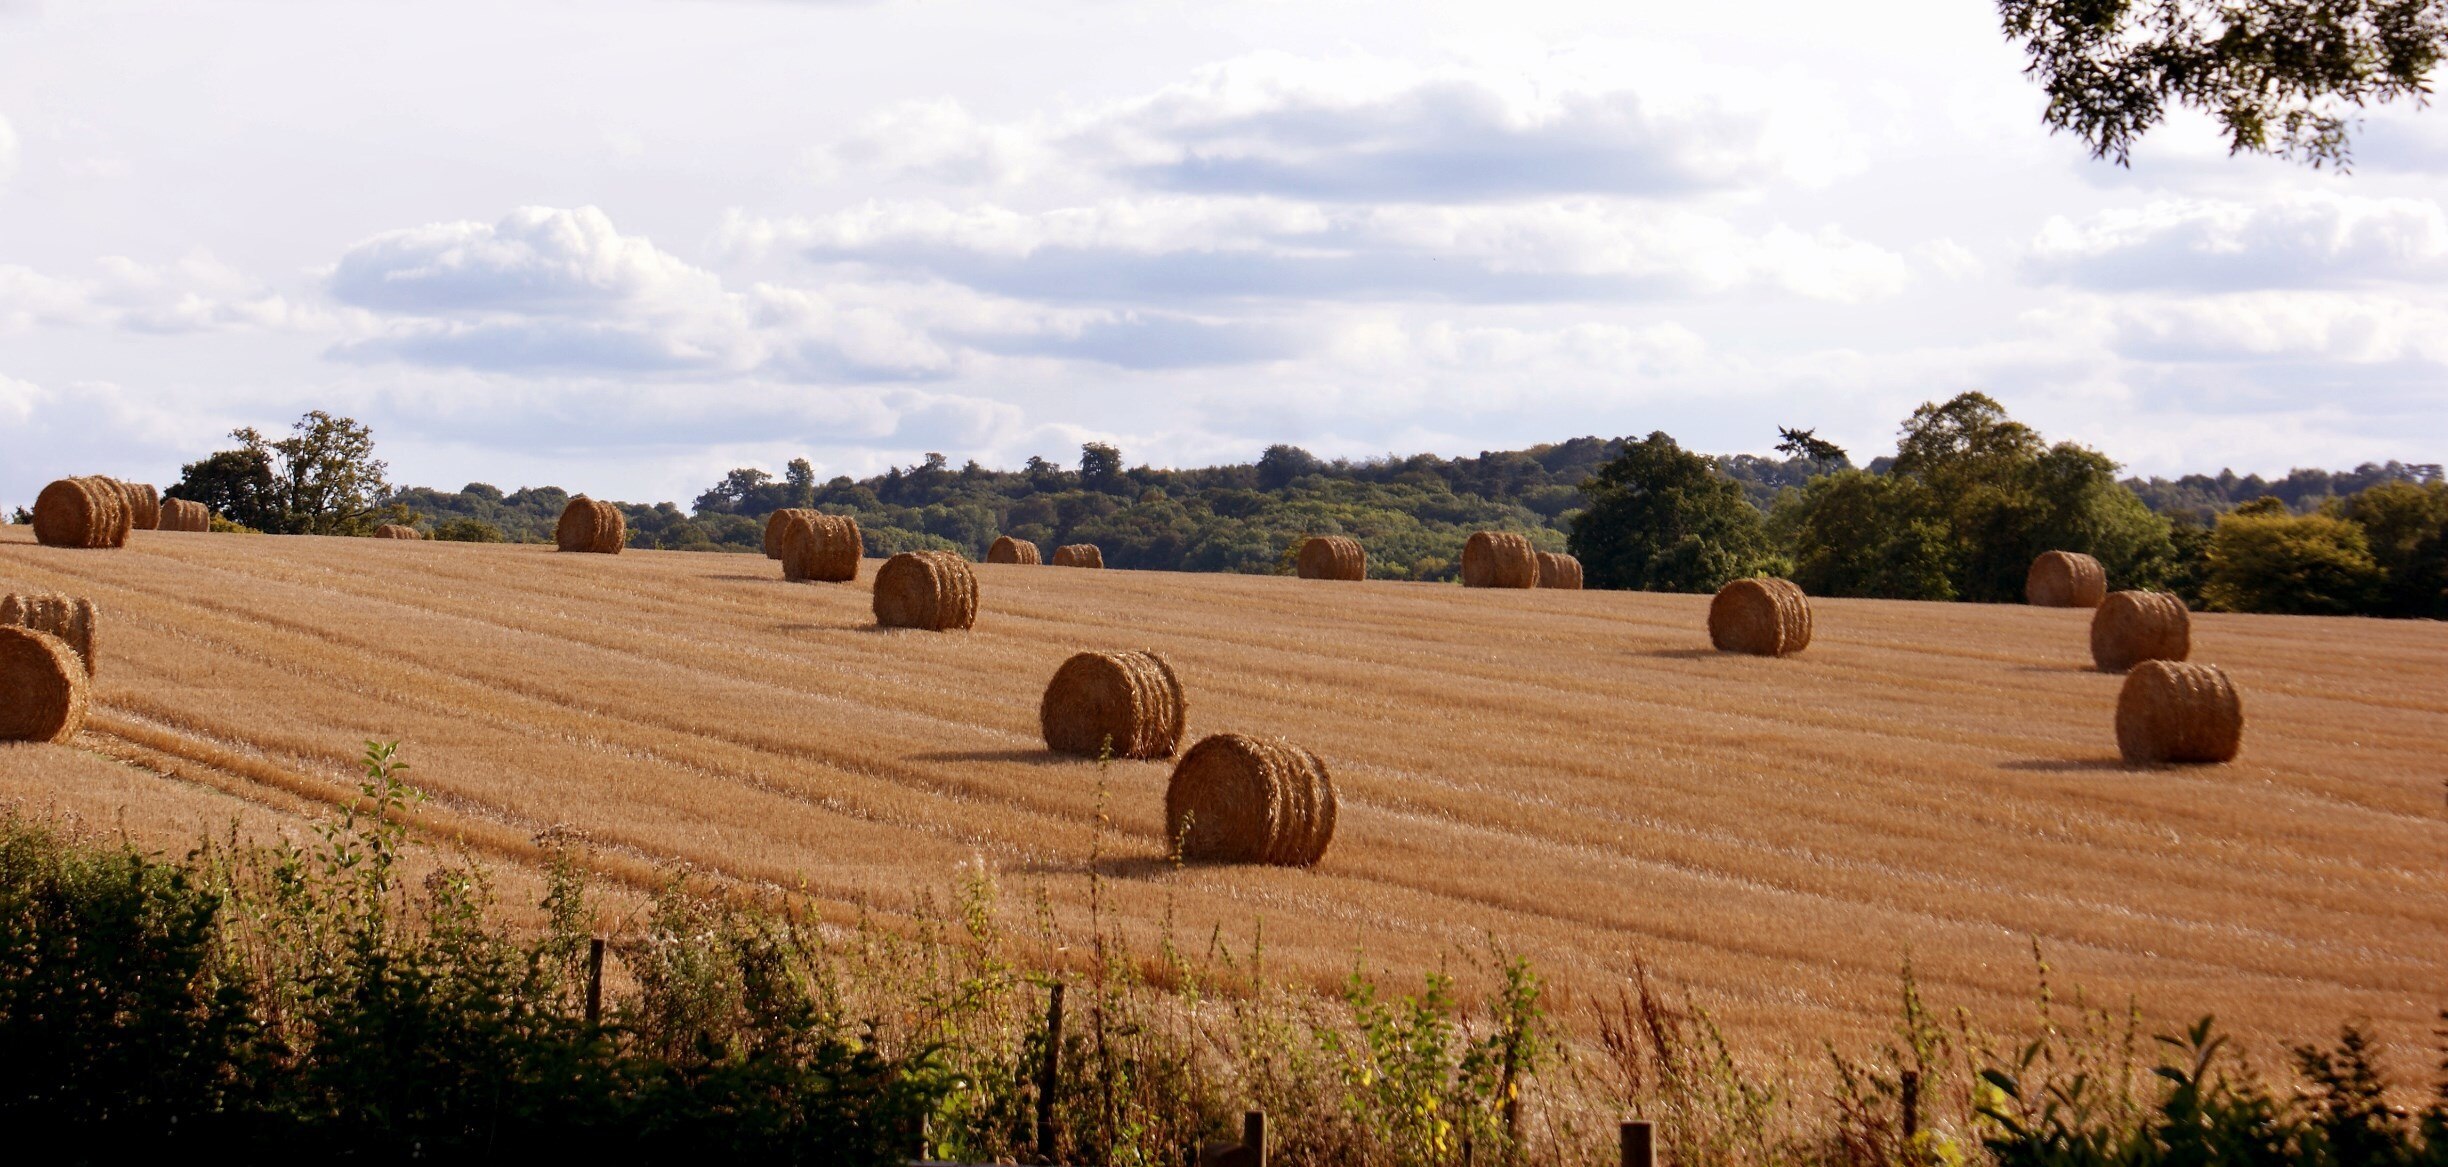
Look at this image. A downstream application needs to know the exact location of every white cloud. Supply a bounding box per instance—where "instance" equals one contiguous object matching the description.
[0,113,16,188]
[2095,291,2448,365]
[2027,192,2448,291]
[0,253,316,334]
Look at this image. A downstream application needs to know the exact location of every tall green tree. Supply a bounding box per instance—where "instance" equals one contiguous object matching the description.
[169,411,394,535]
[2340,480,2447,617]
[167,443,284,531]
[2202,499,2385,614]
[1774,471,1957,600]
[1567,432,1778,593]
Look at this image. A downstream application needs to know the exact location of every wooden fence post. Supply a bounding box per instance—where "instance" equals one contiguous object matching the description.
[1620,1120,1655,1167]
[584,937,605,1027]
[1243,1110,1267,1167]
[1037,981,1066,1163]
[1901,1069,1921,1160]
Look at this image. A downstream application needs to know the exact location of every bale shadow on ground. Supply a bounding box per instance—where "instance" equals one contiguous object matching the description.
[1998,756,2132,774]
[1638,646,1719,660]
[907,748,1087,767]
[1015,855,1183,882]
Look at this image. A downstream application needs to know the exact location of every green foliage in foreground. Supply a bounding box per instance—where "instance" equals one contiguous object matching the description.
[3,745,2444,1164]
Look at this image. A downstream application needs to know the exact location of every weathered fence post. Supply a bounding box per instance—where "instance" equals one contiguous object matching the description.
[1243,1110,1267,1167]
[584,937,605,1027]
[1620,1120,1655,1167]
[1037,981,1066,1163]
[1901,1069,1921,1159]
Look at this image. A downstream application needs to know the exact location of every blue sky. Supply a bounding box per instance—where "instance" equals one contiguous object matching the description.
[3,0,2444,509]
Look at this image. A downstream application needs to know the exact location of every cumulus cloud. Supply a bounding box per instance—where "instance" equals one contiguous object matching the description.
[2095,291,2448,366]
[2027,193,2448,291]
[0,253,315,334]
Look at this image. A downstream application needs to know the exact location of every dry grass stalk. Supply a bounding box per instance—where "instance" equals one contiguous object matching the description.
[1165,732,1336,865]
[0,626,89,742]
[1295,536,1366,581]
[1039,650,1187,759]
[158,498,212,532]
[1536,551,1584,590]
[764,509,817,560]
[33,477,134,549]
[1053,544,1104,569]
[555,498,626,554]
[780,513,862,582]
[987,535,1042,565]
[1709,577,1813,657]
[2116,660,2243,765]
[873,550,979,631]
[2026,551,2107,608]
[373,524,422,540]
[2091,590,2191,673]
[1461,531,1538,589]
[118,482,162,531]
[0,594,98,677]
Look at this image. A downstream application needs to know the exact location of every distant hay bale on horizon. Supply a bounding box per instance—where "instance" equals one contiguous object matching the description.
[1709,577,1813,657]
[373,523,422,540]
[988,535,1042,565]
[118,482,161,531]
[1295,536,1366,581]
[764,508,817,559]
[2092,590,2190,673]
[1053,543,1104,569]
[1041,649,1187,759]
[0,626,89,743]
[780,512,862,582]
[2116,660,2242,765]
[1460,531,1537,589]
[1165,733,1336,866]
[873,550,979,631]
[159,498,211,532]
[555,498,626,554]
[1536,551,1584,590]
[32,477,133,549]
[2027,551,2107,608]
[1,594,97,678]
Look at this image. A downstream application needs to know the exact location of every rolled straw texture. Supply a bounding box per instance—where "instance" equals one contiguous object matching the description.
[1165,733,1336,866]
[555,498,626,553]
[33,478,131,548]
[873,550,979,631]
[0,627,89,743]
[987,535,1042,565]
[1536,551,1584,590]
[1,594,98,677]
[373,524,422,540]
[2027,551,2107,608]
[119,482,161,531]
[764,508,817,559]
[2116,660,2242,765]
[1460,531,1538,588]
[1040,650,1187,759]
[1295,536,1366,581]
[2090,590,2191,673]
[1053,543,1104,569]
[1708,577,1814,657]
[159,498,211,532]
[780,513,863,582]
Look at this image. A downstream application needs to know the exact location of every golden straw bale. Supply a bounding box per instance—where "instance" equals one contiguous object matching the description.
[555,498,626,554]
[1460,531,1538,588]
[2026,551,2107,608]
[1053,543,1104,569]
[1536,551,1584,590]
[764,508,817,559]
[372,524,422,540]
[118,482,161,531]
[2090,590,2191,673]
[1708,577,1814,657]
[780,513,863,582]
[0,626,89,743]
[1165,733,1336,866]
[1295,536,1366,581]
[1,594,97,677]
[159,498,211,532]
[2116,660,2243,765]
[1040,650,1187,759]
[32,477,131,548]
[988,535,1043,565]
[873,550,979,631]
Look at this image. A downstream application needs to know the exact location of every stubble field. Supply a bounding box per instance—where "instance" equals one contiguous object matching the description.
[2,525,2442,1055]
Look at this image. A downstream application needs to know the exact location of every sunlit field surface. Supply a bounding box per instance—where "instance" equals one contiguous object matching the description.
[3,525,2442,1052]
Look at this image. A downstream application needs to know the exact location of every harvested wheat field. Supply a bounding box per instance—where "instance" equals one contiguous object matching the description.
[1,524,2442,1058]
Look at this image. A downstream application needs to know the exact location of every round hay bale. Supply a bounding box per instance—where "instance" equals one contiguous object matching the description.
[2090,590,2190,673]
[372,523,422,540]
[1,594,97,677]
[1536,551,1584,590]
[1295,536,1366,581]
[763,508,817,559]
[1460,531,1538,588]
[555,497,626,554]
[2026,551,2107,608]
[119,482,161,531]
[873,550,979,631]
[1053,543,1104,569]
[2116,660,2242,765]
[1040,650,1187,759]
[1708,577,1813,657]
[32,477,131,548]
[779,513,863,582]
[988,535,1043,565]
[0,626,89,743]
[160,498,211,532]
[1165,733,1336,866]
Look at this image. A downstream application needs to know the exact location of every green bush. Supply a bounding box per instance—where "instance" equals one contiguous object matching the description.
[2202,506,2385,615]
[429,517,506,543]
[2342,480,2448,619]
[1569,432,1779,592]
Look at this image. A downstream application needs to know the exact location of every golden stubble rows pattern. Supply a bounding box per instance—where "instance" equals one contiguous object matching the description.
[1,526,2442,1051]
